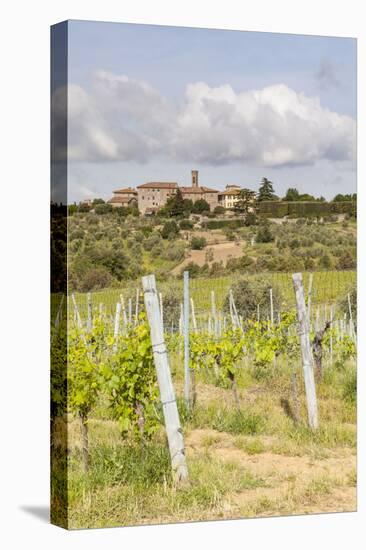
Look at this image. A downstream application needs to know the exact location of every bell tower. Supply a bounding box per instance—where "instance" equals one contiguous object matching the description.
[191,170,199,188]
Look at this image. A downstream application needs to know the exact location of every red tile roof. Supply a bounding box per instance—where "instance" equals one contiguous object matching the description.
[113,187,137,195]
[218,189,241,197]
[137,182,178,189]
[180,186,218,194]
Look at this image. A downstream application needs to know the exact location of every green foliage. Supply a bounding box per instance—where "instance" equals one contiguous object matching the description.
[68,323,105,419]
[78,203,92,213]
[337,252,356,270]
[284,188,300,201]
[338,285,357,328]
[319,254,333,270]
[256,222,274,243]
[223,276,284,320]
[95,203,113,215]
[233,188,257,215]
[182,261,202,278]
[161,241,186,262]
[332,193,357,202]
[161,220,180,239]
[201,219,246,230]
[244,212,258,226]
[161,188,185,217]
[101,320,159,440]
[67,317,160,442]
[191,236,207,250]
[190,329,244,382]
[258,200,355,219]
[213,205,226,215]
[77,267,114,292]
[257,177,276,201]
[179,219,194,230]
[193,404,266,435]
[51,324,67,419]
[86,443,172,488]
[342,367,357,404]
[192,199,210,213]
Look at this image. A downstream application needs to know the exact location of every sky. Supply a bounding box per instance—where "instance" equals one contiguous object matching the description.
[64,20,357,202]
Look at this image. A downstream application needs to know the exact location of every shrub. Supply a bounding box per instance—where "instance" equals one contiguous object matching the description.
[161,221,180,239]
[337,252,356,270]
[201,219,246,230]
[318,254,333,269]
[226,255,255,273]
[213,205,226,215]
[289,238,300,249]
[223,276,284,319]
[95,203,113,215]
[162,242,186,262]
[159,283,181,328]
[192,199,210,213]
[244,212,258,226]
[182,262,201,278]
[78,203,91,213]
[179,219,194,230]
[256,223,274,243]
[69,229,84,240]
[143,232,162,251]
[78,266,114,292]
[191,236,207,250]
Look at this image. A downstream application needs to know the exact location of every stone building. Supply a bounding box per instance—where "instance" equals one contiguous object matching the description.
[107,187,138,208]
[137,182,178,214]
[218,185,241,209]
[218,185,256,211]
[180,170,219,210]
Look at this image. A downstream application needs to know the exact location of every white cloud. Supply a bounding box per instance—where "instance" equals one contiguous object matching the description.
[63,72,356,168]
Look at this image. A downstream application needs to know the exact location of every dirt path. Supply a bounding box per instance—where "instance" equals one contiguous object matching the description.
[185,428,356,516]
[171,240,247,274]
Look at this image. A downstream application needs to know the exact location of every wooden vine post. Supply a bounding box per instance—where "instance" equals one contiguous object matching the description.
[292,273,319,430]
[71,293,83,329]
[307,273,313,325]
[87,292,93,332]
[142,274,189,484]
[269,288,274,325]
[113,302,121,352]
[183,271,191,409]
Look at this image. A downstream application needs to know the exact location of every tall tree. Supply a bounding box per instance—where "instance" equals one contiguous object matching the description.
[164,188,185,217]
[234,188,257,215]
[284,188,300,201]
[257,178,276,201]
[332,193,356,202]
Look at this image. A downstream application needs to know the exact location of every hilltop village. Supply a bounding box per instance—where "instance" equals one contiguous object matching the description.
[84,170,246,215]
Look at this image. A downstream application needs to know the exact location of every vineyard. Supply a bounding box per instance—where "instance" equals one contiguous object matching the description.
[51,270,357,528]
[65,270,356,327]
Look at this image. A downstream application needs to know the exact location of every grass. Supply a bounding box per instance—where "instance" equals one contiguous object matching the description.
[190,403,266,435]
[234,437,266,455]
[56,352,356,529]
[66,443,268,528]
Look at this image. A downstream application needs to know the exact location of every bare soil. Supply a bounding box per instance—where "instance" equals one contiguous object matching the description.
[172,240,247,274]
[185,428,356,516]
